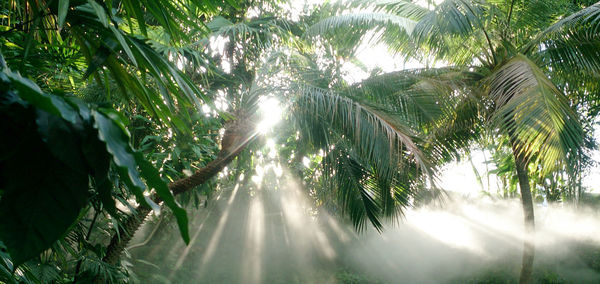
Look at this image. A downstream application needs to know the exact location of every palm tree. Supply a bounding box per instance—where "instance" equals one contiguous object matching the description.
[4,1,594,282]
[101,10,445,266]
[283,58,481,230]
[310,0,598,282]
[2,2,446,280]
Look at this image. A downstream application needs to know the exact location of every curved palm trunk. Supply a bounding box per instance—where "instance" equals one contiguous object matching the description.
[512,145,535,284]
[102,117,254,265]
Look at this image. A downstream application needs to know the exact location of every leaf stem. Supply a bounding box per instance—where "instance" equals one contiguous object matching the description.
[507,0,516,29]
[73,209,100,282]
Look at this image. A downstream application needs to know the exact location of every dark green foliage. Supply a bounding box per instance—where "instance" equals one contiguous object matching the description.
[0,64,188,268]
[0,92,89,268]
[0,72,92,267]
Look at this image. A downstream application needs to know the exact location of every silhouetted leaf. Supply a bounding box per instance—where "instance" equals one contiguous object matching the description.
[0,85,89,267]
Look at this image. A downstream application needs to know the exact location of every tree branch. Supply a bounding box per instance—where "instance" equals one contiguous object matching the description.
[102,115,256,265]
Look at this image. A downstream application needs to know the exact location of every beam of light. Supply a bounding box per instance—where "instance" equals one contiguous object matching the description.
[460,201,525,241]
[325,215,354,244]
[256,96,283,134]
[168,205,215,280]
[200,184,241,267]
[279,172,337,260]
[242,197,265,284]
[251,165,264,186]
[536,204,600,246]
[407,210,484,255]
[169,183,243,281]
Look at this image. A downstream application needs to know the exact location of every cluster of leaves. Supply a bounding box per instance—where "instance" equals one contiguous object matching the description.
[309,0,600,202]
[0,61,187,276]
[2,0,599,283]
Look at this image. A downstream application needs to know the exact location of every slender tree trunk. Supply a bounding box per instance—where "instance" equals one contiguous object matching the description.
[102,116,254,265]
[511,144,535,284]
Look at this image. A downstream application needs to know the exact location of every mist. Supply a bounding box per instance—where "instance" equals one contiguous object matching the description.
[129,173,600,283]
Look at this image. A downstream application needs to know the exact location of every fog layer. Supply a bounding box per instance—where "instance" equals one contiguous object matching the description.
[130,175,600,283]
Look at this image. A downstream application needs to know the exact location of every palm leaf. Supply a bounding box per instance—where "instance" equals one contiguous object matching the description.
[486,55,583,173]
[296,83,431,178]
[308,12,418,37]
[523,1,600,54]
[535,27,600,75]
[413,0,486,40]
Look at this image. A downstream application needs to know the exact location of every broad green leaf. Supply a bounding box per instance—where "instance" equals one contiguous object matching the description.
[35,110,87,174]
[88,0,109,28]
[58,0,69,28]
[92,110,152,207]
[77,112,117,217]
[0,94,89,267]
[135,153,190,244]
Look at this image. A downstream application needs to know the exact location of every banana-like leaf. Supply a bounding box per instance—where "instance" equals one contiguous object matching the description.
[0,71,90,268]
[57,0,69,28]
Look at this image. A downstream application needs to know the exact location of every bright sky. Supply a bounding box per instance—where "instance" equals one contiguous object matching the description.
[583,125,600,192]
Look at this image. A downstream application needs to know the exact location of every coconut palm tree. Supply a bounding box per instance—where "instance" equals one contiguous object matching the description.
[2,1,461,281]
[309,0,598,282]
[5,0,593,282]
[99,9,450,268]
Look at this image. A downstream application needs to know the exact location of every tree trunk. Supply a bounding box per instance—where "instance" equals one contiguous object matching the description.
[102,116,254,265]
[512,145,535,284]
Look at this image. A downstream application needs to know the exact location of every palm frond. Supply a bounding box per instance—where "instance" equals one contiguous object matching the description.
[348,68,478,126]
[308,12,418,37]
[296,83,431,179]
[524,1,600,54]
[536,27,600,75]
[349,68,484,162]
[207,16,294,49]
[413,0,486,40]
[487,55,583,173]
[323,145,385,231]
[321,143,416,232]
[64,7,209,132]
[373,0,430,19]
[288,75,435,231]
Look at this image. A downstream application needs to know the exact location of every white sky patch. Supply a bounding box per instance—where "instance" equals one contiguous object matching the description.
[209,35,231,73]
[341,31,446,84]
[285,0,322,21]
[438,150,500,195]
[583,123,600,193]
[302,156,311,168]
